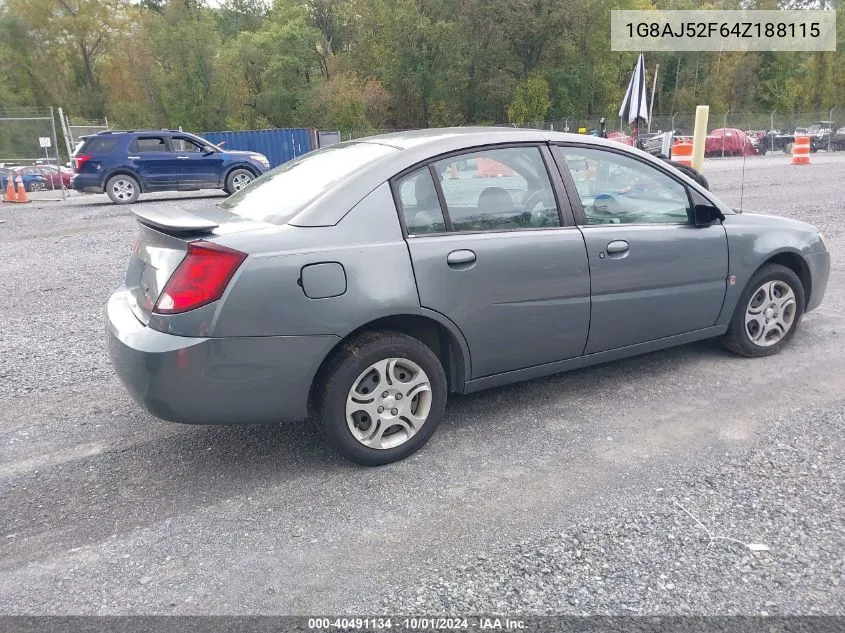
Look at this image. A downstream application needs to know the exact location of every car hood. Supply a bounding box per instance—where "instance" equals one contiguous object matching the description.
[222,150,261,157]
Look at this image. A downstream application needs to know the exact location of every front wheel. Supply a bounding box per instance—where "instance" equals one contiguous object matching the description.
[106,174,140,204]
[721,263,805,357]
[28,180,46,192]
[224,168,254,194]
[311,331,448,466]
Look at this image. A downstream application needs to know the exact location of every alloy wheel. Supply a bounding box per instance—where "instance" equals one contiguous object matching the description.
[112,179,135,201]
[232,173,252,190]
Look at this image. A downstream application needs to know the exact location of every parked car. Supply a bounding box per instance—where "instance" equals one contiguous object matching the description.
[834,126,845,151]
[0,166,49,192]
[805,121,844,151]
[15,165,72,189]
[71,130,271,204]
[107,128,829,465]
[705,128,757,157]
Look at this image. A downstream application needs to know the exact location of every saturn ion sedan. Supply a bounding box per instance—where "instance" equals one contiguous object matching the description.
[107,127,830,465]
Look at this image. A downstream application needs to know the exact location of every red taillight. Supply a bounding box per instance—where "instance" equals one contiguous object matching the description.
[153,241,247,315]
[74,154,91,171]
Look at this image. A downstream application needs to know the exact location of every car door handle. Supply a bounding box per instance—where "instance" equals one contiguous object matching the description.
[606,240,629,254]
[176,156,191,159]
[127,156,140,160]
[447,249,476,266]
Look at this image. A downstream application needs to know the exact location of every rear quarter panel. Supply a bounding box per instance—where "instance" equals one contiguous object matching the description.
[210,182,421,337]
[717,212,826,324]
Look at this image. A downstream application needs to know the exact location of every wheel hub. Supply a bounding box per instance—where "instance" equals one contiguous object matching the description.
[345,358,433,450]
[744,280,796,347]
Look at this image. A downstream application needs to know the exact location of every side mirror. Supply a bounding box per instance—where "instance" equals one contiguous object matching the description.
[202,146,217,155]
[694,203,725,226]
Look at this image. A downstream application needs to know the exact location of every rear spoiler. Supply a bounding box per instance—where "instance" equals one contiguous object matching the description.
[132,207,219,234]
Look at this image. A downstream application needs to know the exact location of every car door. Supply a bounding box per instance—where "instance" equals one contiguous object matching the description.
[553,144,729,354]
[396,144,591,379]
[169,136,222,190]
[128,136,175,190]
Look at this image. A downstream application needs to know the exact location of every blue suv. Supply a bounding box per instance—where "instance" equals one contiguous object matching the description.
[71,130,270,204]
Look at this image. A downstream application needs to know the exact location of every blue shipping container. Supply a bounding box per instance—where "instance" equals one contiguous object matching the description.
[200,128,314,168]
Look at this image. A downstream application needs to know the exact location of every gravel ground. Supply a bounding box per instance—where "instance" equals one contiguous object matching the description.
[1,154,844,615]
[370,402,845,615]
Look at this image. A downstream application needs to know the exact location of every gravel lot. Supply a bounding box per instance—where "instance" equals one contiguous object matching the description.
[1,154,844,615]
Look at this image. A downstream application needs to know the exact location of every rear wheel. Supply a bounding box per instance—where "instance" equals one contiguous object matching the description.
[28,180,46,192]
[224,168,254,194]
[311,331,448,466]
[106,174,140,204]
[721,263,805,357]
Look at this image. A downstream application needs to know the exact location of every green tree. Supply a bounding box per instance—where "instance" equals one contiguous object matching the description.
[220,0,320,128]
[506,75,551,125]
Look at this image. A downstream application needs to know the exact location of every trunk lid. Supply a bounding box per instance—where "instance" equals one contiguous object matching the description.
[126,206,264,324]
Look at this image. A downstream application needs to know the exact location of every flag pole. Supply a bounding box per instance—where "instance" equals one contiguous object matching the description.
[648,63,659,133]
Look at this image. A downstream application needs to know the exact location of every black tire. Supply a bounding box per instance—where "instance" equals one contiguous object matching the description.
[28,180,46,192]
[311,330,448,466]
[721,263,805,358]
[105,174,140,204]
[224,168,254,194]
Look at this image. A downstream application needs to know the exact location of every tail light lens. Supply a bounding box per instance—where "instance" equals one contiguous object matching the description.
[74,154,91,172]
[153,241,247,315]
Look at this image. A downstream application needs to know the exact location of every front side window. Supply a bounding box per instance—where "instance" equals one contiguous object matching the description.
[395,167,447,235]
[432,146,561,232]
[560,147,690,225]
[131,137,167,153]
[170,137,205,153]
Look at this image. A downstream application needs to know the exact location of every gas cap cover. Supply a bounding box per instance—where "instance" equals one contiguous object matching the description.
[300,262,347,299]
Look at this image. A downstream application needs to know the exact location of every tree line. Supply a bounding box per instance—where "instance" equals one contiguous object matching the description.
[0,0,842,134]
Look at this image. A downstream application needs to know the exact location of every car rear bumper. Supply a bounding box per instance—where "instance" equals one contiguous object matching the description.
[805,250,830,313]
[71,174,104,193]
[106,288,339,424]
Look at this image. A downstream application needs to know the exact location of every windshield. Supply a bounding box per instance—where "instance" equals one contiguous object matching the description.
[220,142,398,224]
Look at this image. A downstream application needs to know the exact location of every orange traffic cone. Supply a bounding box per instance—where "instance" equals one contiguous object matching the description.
[4,176,16,202]
[14,175,30,203]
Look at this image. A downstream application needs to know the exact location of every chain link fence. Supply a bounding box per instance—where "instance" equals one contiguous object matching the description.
[59,110,110,155]
[340,109,842,157]
[0,106,67,198]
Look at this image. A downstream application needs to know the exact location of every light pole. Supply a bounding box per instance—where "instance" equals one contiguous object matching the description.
[770,110,775,153]
[829,107,837,152]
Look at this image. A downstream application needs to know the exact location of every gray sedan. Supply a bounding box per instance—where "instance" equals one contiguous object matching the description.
[106,128,830,465]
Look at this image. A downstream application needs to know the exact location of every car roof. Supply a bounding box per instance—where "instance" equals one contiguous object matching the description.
[291,126,723,227]
[93,129,189,136]
[357,126,630,151]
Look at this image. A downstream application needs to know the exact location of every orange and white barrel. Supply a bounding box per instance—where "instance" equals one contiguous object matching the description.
[791,135,810,165]
[672,141,693,167]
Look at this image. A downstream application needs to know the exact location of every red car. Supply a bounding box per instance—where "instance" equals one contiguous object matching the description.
[705,128,757,157]
[16,165,73,189]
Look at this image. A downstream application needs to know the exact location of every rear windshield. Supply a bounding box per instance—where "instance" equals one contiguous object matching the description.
[78,137,119,154]
[220,142,398,224]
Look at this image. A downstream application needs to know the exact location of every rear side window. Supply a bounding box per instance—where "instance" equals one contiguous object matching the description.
[129,137,167,153]
[79,137,119,154]
[395,168,447,235]
[432,146,562,232]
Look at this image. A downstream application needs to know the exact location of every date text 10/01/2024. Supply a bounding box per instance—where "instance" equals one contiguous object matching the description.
[307,617,526,630]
